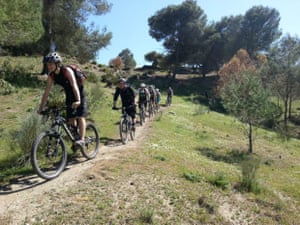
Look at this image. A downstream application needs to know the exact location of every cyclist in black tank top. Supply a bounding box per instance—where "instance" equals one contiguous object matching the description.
[37,52,87,147]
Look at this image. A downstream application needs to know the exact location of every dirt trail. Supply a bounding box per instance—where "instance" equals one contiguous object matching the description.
[0,117,153,225]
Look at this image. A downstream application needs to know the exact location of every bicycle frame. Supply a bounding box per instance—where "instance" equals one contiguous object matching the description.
[44,109,78,143]
[31,107,100,179]
[117,106,135,144]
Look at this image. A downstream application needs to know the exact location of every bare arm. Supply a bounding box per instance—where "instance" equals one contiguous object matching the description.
[38,76,53,113]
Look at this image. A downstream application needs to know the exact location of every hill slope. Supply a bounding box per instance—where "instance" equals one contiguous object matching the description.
[0,68,299,224]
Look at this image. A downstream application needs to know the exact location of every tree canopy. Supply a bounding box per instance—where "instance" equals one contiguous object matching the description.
[0,0,112,63]
[148,1,281,75]
[0,0,43,53]
[218,49,273,153]
[148,0,207,77]
[118,48,136,70]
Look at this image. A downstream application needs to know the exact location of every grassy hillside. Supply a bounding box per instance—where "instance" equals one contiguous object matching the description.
[0,57,300,224]
[13,94,299,225]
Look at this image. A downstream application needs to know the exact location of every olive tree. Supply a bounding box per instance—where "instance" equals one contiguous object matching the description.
[218,49,273,153]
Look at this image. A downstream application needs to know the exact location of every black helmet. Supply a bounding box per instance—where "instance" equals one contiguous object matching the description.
[44,52,62,64]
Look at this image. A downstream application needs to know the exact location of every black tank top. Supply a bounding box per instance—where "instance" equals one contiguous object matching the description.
[50,66,85,104]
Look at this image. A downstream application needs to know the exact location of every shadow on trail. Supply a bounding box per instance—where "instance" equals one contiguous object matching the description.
[100,137,121,146]
[0,174,48,195]
[0,156,87,195]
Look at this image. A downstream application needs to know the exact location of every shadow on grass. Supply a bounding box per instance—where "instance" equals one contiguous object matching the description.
[196,147,251,164]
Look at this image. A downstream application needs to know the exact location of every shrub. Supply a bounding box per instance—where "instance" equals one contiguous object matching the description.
[14,112,46,165]
[0,60,42,87]
[86,71,99,84]
[208,172,229,190]
[183,171,201,183]
[85,83,105,115]
[236,156,262,194]
[0,79,16,95]
[139,208,154,224]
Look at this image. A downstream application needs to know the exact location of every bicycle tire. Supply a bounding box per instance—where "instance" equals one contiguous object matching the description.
[31,132,67,180]
[119,118,129,144]
[139,110,145,126]
[129,120,135,141]
[148,103,154,118]
[81,122,100,159]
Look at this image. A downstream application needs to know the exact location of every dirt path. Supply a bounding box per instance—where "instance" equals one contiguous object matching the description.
[0,117,153,225]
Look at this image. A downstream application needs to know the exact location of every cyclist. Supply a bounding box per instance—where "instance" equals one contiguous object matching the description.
[112,78,137,130]
[37,52,87,147]
[155,88,161,109]
[148,85,157,110]
[167,86,174,106]
[137,83,150,113]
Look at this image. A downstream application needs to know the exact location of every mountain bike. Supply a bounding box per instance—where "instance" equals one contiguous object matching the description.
[166,95,172,106]
[138,103,146,126]
[148,101,155,118]
[114,106,135,144]
[31,107,100,180]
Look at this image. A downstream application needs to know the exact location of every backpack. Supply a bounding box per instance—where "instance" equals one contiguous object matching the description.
[62,64,87,86]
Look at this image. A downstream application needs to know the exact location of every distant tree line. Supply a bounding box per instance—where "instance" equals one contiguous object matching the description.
[146,0,285,78]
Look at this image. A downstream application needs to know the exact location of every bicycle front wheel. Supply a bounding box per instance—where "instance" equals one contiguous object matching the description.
[31,132,67,180]
[81,122,100,159]
[119,118,129,144]
[139,110,145,126]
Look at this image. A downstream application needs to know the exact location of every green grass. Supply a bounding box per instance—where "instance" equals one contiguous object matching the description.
[1,58,300,224]
[16,90,300,224]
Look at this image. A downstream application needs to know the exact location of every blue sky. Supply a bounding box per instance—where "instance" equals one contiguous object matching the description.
[89,0,300,66]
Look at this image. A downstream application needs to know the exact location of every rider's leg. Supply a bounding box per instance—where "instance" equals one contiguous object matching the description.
[77,117,86,141]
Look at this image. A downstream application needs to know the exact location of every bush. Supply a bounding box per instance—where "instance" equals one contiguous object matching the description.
[15,112,46,165]
[86,83,105,115]
[0,79,16,95]
[236,156,262,194]
[208,172,229,190]
[183,171,201,183]
[86,71,99,84]
[0,60,42,87]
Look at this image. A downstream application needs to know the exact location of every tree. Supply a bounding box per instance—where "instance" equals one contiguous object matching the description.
[118,49,136,70]
[187,24,222,76]
[213,15,244,65]
[218,49,273,153]
[109,56,124,72]
[240,6,281,57]
[266,34,300,127]
[148,0,207,78]
[144,51,164,68]
[0,0,43,53]
[207,6,280,72]
[40,0,112,62]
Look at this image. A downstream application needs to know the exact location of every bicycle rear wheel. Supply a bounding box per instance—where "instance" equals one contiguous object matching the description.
[139,109,145,126]
[81,122,100,159]
[130,121,135,141]
[119,118,129,144]
[31,132,67,180]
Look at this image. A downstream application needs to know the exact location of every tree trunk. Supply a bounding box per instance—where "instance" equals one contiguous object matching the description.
[283,98,288,129]
[288,96,292,119]
[248,122,253,153]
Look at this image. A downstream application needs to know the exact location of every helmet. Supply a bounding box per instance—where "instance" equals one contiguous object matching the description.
[45,52,62,64]
[118,78,127,83]
[140,83,146,88]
